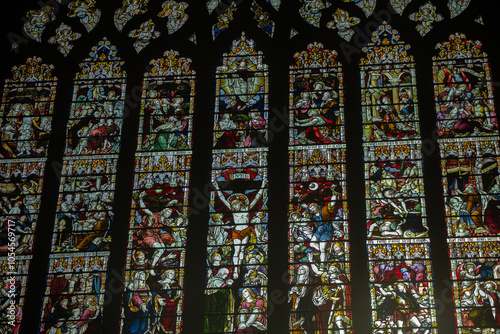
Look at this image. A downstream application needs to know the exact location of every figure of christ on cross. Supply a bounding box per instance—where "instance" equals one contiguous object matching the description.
[212,178,268,279]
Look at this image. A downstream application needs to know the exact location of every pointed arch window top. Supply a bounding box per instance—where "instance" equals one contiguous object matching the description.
[361,23,413,64]
[87,37,122,62]
[76,38,126,80]
[434,33,487,60]
[291,42,339,69]
[147,50,195,77]
[367,23,403,46]
[219,32,268,72]
[8,57,56,83]
[225,32,260,57]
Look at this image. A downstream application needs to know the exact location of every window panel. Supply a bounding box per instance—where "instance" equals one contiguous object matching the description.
[0,57,57,332]
[137,56,196,152]
[213,38,269,150]
[120,50,195,334]
[51,157,117,252]
[361,24,439,332]
[206,150,269,333]
[40,38,126,334]
[205,33,269,333]
[433,33,500,333]
[288,42,352,333]
[39,253,108,333]
[66,80,125,156]
[360,63,420,142]
[0,256,30,331]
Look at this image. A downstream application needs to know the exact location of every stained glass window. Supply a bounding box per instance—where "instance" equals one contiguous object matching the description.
[390,0,412,15]
[211,2,238,40]
[67,0,102,33]
[250,1,275,38]
[120,50,195,334]
[432,33,500,334]
[0,3,498,334]
[326,9,360,42]
[128,19,161,53]
[360,23,438,333]
[266,0,281,11]
[48,23,82,57]
[448,0,471,19]
[344,0,376,18]
[204,33,269,333]
[114,0,150,32]
[0,57,57,333]
[408,2,443,37]
[298,0,331,27]
[23,6,56,42]
[158,1,189,35]
[39,38,127,334]
[207,0,220,15]
[288,42,352,333]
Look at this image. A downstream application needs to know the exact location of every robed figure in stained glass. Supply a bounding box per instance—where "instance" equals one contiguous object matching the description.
[204,267,235,332]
